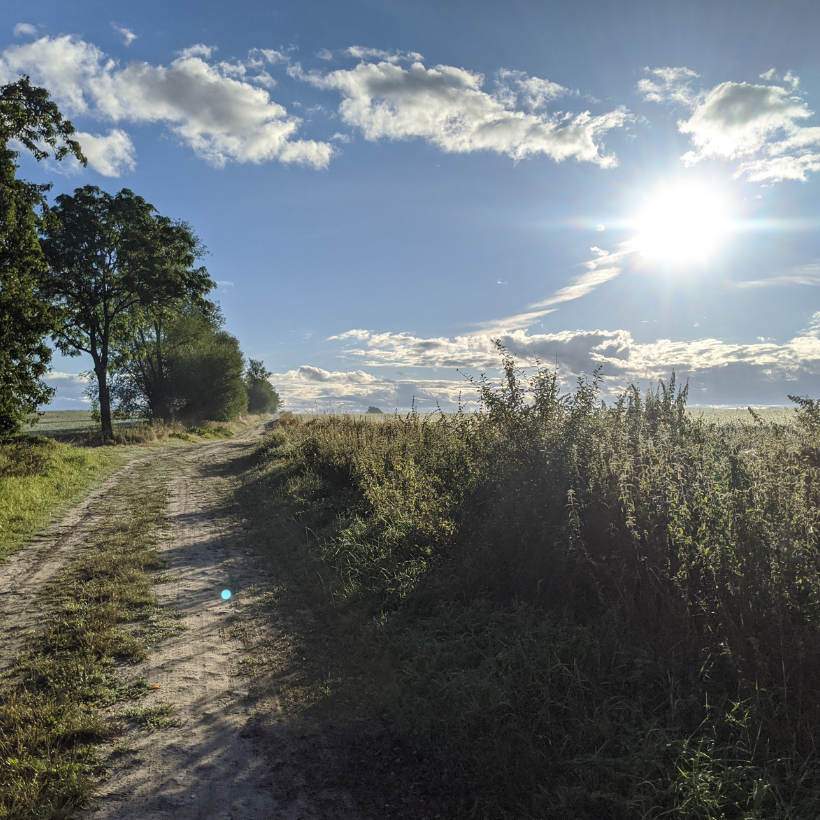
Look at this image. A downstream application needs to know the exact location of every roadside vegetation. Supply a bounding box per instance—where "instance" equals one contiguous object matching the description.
[238,353,820,819]
[0,459,176,819]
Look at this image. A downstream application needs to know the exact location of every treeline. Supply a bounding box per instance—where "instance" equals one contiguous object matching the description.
[0,77,279,439]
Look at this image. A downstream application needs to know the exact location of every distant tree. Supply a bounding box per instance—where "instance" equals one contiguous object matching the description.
[41,186,213,439]
[366,406,384,414]
[164,312,247,422]
[0,77,85,435]
[245,359,281,414]
[106,307,247,423]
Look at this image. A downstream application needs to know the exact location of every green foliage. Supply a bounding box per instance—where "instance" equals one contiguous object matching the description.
[41,186,213,439]
[161,311,247,423]
[0,77,86,435]
[245,359,280,414]
[254,350,820,817]
[366,406,383,414]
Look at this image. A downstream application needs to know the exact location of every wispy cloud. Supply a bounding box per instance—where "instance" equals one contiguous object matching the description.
[737,259,820,288]
[13,23,37,38]
[0,34,334,171]
[111,24,136,47]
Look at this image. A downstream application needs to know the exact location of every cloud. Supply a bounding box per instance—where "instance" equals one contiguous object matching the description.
[111,24,136,47]
[301,55,631,166]
[74,129,136,176]
[637,66,699,105]
[293,365,376,383]
[0,35,334,169]
[737,259,820,288]
[13,23,37,38]
[324,314,820,407]
[271,366,474,413]
[641,67,820,182]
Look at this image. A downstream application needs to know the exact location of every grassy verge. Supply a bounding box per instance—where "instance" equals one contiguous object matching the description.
[0,437,146,563]
[235,362,820,818]
[0,459,177,819]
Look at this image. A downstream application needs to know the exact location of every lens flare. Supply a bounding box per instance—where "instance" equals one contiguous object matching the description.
[221,589,232,600]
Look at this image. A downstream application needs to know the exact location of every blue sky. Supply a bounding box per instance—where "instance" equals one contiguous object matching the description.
[5,0,820,411]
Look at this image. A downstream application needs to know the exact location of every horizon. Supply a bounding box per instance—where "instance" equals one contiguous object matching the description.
[4,0,820,412]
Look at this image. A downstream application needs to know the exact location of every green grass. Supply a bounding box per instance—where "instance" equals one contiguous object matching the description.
[237,355,820,818]
[0,459,176,819]
[0,437,142,563]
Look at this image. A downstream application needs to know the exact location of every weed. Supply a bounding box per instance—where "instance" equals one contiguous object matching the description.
[238,348,820,818]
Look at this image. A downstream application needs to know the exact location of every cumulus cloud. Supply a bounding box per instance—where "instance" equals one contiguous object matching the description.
[641,67,820,182]
[271,366,468,413]
[0,35,334,169]
[13,23,37,38]
[301,54,630,166]
[74,129,136,176]
[112,24,136,46]
[325,314,820,407]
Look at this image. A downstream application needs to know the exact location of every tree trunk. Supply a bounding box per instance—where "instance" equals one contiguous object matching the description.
[96,364,114,441]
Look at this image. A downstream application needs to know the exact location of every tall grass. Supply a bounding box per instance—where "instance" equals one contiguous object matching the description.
[254,350,820,817]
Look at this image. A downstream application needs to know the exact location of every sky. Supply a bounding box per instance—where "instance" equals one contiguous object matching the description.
[4,0,820,411]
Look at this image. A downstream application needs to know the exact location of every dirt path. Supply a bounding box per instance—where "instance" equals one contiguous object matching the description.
[2,422,363,819]
[80,425,285,819]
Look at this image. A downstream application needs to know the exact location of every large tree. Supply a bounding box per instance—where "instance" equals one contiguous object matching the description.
[41,186,213,439]
[0,77,85,435]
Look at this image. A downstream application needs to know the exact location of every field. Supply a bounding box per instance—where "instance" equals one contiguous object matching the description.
[22,410,146,438]
[237,366,820,818]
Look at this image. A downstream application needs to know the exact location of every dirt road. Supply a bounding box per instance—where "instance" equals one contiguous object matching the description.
[1,423,357,819]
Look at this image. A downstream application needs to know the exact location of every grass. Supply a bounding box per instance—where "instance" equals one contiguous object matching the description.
[0,437,140,563]
[235,354,820,818]
[0,458,177,819]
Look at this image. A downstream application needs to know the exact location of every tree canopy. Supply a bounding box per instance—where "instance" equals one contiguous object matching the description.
[0,76,85,435]
[41,186,213,438]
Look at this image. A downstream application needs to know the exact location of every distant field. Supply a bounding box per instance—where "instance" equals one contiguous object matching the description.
[294,408,800,426]
[23,410,143,437]
[688,407,798,425]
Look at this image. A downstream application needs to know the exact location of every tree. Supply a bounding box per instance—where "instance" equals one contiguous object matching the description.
[366,406,384,414]
[41,186,213,439]
[105,306,248,423]
[0,77,85,435]
[245,359,281,414]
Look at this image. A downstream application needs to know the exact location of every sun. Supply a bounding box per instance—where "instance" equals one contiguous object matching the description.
[632,183,731,265]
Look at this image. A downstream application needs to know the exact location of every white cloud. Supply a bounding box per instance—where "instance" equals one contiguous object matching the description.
[13,23,37,38]
[323,314,820,407]
[271,366,473,413]
[641,67,820,183]
[302,56,630,166]
[637,67,699,105]
[317,48,334,61]
[0,35,334,169]
[111,24,136,47]
[74,129,136,176]
[737,259,820,288]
